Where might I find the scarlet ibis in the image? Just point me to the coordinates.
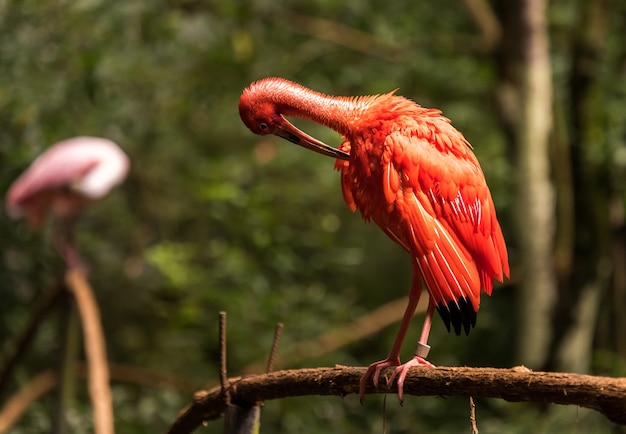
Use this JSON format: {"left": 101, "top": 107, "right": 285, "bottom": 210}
{"left": 6, "top": 136, "right": 130, "bottom": 266}
{"left": 239, "top": 77, "right": 509, "bottom": 401}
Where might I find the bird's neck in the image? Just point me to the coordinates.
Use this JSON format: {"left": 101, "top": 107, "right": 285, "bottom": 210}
{"left": 274, "top": 86, "right": 370, "bottom": 137}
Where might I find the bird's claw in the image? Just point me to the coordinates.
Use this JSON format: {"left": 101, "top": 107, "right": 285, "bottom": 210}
{"left": 389, "top": 356, "right": 435, "bottom": 404}
{"left": 358, "top": 358, "right": 401, "bottom": 403}
{"left": 359, "top": 356, "right": 435, "bottom": 403}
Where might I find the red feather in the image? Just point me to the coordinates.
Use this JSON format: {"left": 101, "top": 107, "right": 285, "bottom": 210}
{"left": 334, "top": 94, "right": 508, "bottom": 333}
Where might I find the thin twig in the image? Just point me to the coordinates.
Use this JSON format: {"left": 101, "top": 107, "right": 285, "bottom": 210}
{"left": 222, "top": 313, "right": 267, "bottom": 434}
{"left": 265, "top": 324, "right": 283, "bottom": 374}
{"left": 219, "top": 312, "right": 228, "bottom": 394}
{"left": 382, "top": 393, "right": 388, "bottom": 434}
{"left": 469, "top": 396, "right": 478, "bottom": 434}
{"left": 65, "top": 268, "right": 114, "bottom": 434}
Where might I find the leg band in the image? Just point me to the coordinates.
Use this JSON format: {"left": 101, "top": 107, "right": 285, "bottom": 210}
{"left": 414, "top": 342, "right": 431, "bottom": 358}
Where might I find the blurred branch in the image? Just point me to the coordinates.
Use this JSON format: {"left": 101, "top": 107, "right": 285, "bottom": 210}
{"left": 105, "top": 363, "right": 200, "bottom": 393}
{"left": 0, "top": 363, "right": 200, "bottom": 433}
{"left": 0, "top": 370, "right": 56, "bottom": 434}
{"left": 283, "top": 14, "right": 408, "bottom": 62}
{"left": 461, "top": 0, "right": 502, "bottom": 52}
{"left": 168, "top": 366, "right": 626, "bottom": 434}
{"left": 242, "top": 295, "right": 428, "bottom": 374}
{"left": 283, "top": 10, "right": 496, "bottom": 59}
{"left": 0, "top": 282, "right": 65, "bottom": 392}
{"left": 64, "top": 268, "right": 114, "bottom": 434}
{"left": 611, "top": 193, "right": 626, "bottom": 359}
{"left": 554, "top": 269, "right": 608, "bottom": 373}
{"left": 54, "top": 296, "right": 80, "bottom": 433}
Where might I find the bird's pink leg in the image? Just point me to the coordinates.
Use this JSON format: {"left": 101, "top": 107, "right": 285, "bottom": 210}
{"left": 390, "top": 300, "right": 436, "bottom": 403}
{"left": 52, "top": 217, "right": 86, "bottom": 271}
{"left": 358, "top": 281, "right": 422, "bottom": 402}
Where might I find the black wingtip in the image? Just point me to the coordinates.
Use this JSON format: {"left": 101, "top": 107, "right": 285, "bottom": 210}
{"left": 436, "top": 304, "right": 452, "bottom": 333}
{"left": 436, "top": 296, "right": 477, "bottom": 336}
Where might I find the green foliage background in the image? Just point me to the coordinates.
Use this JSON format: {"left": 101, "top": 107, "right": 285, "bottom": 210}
{"left": 0, "top": 0, "right": 624, "bottom": 433}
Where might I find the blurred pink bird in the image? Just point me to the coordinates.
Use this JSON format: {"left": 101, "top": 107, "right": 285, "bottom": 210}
{"left": 6, "top": 136, "right": 130, "bottom": 266}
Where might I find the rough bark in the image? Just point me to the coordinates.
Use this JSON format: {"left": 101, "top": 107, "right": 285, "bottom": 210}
{"left": 167, "top": 366, "right": 626, "bottom": 434}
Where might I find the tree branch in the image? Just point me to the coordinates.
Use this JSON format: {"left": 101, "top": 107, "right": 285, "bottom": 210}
{"left": 65, "top": 268, "right": 114, "bottom": 434}
{"left": 0, "top": 370, "right": 56, "bottom": 433}
{"left": 167, "top": 366, "right": 626, "bottom": 434}
{"left": 0, "top": 282, "right": 64, "bottom": 392}
{"left": 242, "top": 295, "right": 427, "bottom": 374}
{"left": 283, "top": 13, "right": 408, "bottom": 62}
{"left": 461, "top": 0, "right": 502, "bottom": 52}
{"left": 0, "top": 363, "right": 200, "bottom": 434}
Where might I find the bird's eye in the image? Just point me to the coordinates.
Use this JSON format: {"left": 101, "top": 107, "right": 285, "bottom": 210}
{"left": 259, "top": 123, "right": 268, "bottom": 130}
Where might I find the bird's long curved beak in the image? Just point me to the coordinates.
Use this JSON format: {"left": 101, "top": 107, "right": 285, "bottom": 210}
{"left": 274, "top": 116, "right": 350, "bottom": 161}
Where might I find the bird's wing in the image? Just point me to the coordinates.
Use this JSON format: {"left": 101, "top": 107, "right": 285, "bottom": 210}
{"left": 335, "top": 141, "right": 357, "bottom": 212}
{"left": 6, "top": 146, "right": 101, "bottom": 216}
{"left": 382, "top": 130, "right": 509, "bottom": 333}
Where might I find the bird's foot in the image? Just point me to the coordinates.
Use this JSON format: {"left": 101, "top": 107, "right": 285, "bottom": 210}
{"left": 358, "top": 357, "right": 401, "bottom": 403}
{"left": 389, "top": 354, "right": 435, "bottom": 404}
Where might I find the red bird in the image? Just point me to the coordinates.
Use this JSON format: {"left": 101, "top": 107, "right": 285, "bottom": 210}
{"left": 6, "top": 136, "right": 130, "bottom": 266}
{"left": 239, "top": 77, "right": 509, "bottom": 401}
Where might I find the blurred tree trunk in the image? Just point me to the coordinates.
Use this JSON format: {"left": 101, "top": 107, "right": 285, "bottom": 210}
{"left": 552, "top": 0, "right": 615, "bottom": 373}
{"left": 496, "top": 0, "right": 623, "bottom": 374}
{"left": 495, "top": 0, "right": 557, "bottom": 369}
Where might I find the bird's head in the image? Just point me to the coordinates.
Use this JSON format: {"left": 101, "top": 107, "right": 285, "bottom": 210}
{"left": 239, "top": 78, "right": 350, "bottom": 160}
{"left": 238, "top": 97, "right": 282, "bottom": 136}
